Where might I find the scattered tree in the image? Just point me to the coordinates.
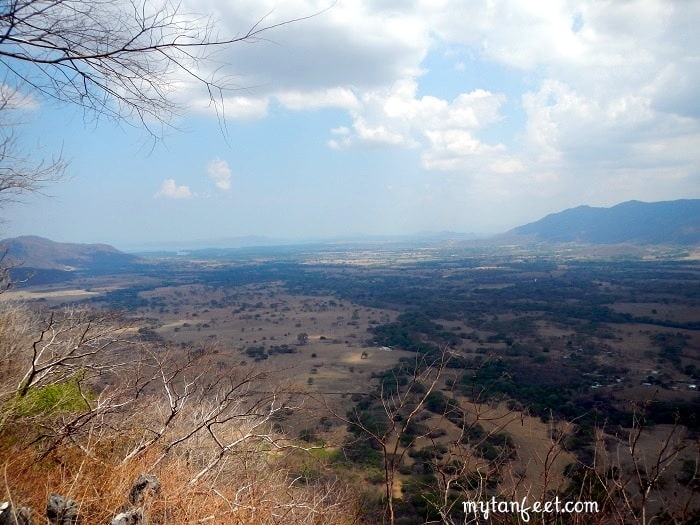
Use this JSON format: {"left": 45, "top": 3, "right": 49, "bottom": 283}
{"left": 323, "top": 348, "right": 455, "bottom": 524}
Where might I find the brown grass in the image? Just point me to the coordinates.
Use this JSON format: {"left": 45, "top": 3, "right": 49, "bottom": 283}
{"left": 0, "top": 303, "right": 361, "bottom": 525}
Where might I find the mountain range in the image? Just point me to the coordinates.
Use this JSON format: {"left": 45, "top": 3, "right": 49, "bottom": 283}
{"left": 1, "top": 235, "right": 139, "bottom": 271}
{"left": 1, "top": 200, "right": 698, "bottom": 274}
{"left": 508, "top": 199, "right": 700, "bottom": 245}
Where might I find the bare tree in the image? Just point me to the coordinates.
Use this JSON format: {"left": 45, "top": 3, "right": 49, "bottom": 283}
{"left": 323, "top": 352, "right": 559, "bottom": 525}
{"left": 322, "top": 348, "right": 473, "bottom": 525}
{"left": 424, "top": 400, "right": 520, "bottom": 524}
{"left": 594, "top": 413, "right": 695, "bottom": 525}
{"left": 0, "top": 0, "right": 314, "bottom": 125}
{"left": 0, "top": 0, "right": 318, "bottom": 202}
{"left": 0, "top": 304, "right": 128, "bottom": 404}
{"left": 14, "top": 306, "right": 132, "bottom": 397}
{"left": 119, "top": 346, "right": 300, "bottom": 479}
{"left": 0, "top": 85, "right": 67, "bottom": 206}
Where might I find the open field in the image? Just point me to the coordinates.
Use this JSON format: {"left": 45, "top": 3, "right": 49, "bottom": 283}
{"left": 0, "top": 287, "right": 100, "bottom": 301}
{"left": 5, "top": 244, "right": 699, "bottom": 522}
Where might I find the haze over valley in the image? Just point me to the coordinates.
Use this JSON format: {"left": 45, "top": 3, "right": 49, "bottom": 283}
{"left": 1, "top": 1, "right": 699, "bottom": 524}
{"left": 2, "top": 198, "right": 699, "bottom": 523}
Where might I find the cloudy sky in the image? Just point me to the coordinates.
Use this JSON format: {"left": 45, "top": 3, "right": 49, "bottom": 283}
{"left": 4, "top": 0, "right": 699, "bottom": 249}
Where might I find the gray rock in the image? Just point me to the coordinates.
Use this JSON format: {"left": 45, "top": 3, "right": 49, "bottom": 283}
{"left": 110, "top": 508, "right": 143, "bottom": 525}
{"left": 127, "top": 475, "right": 160, "bottom": 506}
{"left": 46, "top": 494, "right": 78, "bottom": 525}
{"left": 0, "top": 501, "right": 33, "bottom": 525}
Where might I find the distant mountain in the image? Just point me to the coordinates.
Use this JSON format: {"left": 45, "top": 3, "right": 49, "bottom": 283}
{"left": 1, "top": 235, "right": 140, "bottom": 271}
{"left": 509, "top": 200, "right": 700, "bottom": 245}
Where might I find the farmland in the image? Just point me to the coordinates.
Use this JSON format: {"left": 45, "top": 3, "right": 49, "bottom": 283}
{"left": 5, "top": 242, "right": 699, "bottom": 523}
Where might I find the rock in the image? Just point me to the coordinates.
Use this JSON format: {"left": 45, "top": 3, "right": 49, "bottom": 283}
{"left": 128, "top": 475, "right": 160, "bottom": 506}
{"left": 110, "top": 508, "right": 143, "bottom": 525}
{"left": 0, "top": 501, "right": 33, "bottom": 525}
{"left": 110, "top": 475, "right": 160, "bottom": 525}
{"left": 1, "top": 475, "right": 160, "bottom": 525}
{"left": 46, "top": 494, "right": 78, "bottom": 525}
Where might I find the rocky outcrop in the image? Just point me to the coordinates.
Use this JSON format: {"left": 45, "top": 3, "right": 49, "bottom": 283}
{"left": 47, "top": 494, "right": 79, "bottom": 525}
{"left": 0, "top": 501, "right": 32, "bottom": 525}
{"left": 1, "top": 474, "right": 161, "bottom": 525}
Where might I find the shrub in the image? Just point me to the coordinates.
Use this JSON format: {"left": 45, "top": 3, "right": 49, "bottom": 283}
{"left": 12, "top": 379, "right": 92, "bottom": 418}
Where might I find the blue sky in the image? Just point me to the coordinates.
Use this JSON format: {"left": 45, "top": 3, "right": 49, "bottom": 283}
{"left": 4, "top": 0, "right": 699, "bottom": 250}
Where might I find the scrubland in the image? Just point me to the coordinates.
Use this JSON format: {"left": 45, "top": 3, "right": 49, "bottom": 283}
{"left": 2, "top": 248, "right": 699, "bottom": 524}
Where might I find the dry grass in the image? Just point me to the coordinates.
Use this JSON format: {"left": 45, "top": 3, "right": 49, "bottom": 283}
{"left": 1, "top": 433, "right": 357, "bottom": 524}
{"left": 3, "top": 289, "right": 698, "bottom": 525}
{"left": 0, "top": 302, "right": 361, "bottom": 525}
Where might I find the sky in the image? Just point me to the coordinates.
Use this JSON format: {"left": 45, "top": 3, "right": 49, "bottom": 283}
{"left": 3, "top": 0, "right": 700, "bottom": 250}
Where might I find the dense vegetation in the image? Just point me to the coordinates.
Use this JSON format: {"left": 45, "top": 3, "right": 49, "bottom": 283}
{"left": 4, "top": 247, "right": 699, "bottom": 523}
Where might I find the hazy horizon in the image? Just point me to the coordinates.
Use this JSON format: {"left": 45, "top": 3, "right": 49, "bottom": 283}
{"left": 3, "top": 228, "right": 493, "bottom": 253}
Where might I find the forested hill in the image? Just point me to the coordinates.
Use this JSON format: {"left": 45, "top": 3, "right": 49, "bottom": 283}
{"left": 0, "top": 235, "right": 139, "bottom": 271}
{"left": 509, "top": 199, "right": 700, "bottom": 245}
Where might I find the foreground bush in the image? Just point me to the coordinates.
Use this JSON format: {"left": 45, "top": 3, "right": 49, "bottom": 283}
{"left": 0, "top": 303, "right": 358, "bottom": 525}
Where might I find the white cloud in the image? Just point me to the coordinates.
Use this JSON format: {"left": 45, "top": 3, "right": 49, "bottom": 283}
{"left": 207, "top": 158, "right": 232, "bottom": 191}
{"left": 207, "top": 0, "right": 428, "bottom": 89}
{"left": 218, "top": 96, "right": 269, "bottom": 120}
{"left": 179, "top": 0, "right": 700, "bottom": 203}
{"left": 276, "top": 88, "right": 359, "bottom": 111}
{"left": 650, "top": 61, "right": 700, "bottom": 119}
{"left": 327, "top": 126, "right": 351, "bottom": 150}
{"left": 178, "top": 0, "right": 429, "bottom": 116}
{"left": 330, "top": 79, "right": 509, "bottom": 172}
{"left": 184, "top": 90, "right": 269, "bottom": 120}
{"left": 422, "top": 130, "right": 506, "bottom": 172}
{"left": 1, "top": 84, "right": 40, "bottom": 110}
{"left": 521, "top": 77, "right": 700, "bottom": 177}
{"left": 155, "top": 179, "right": 193, "bottom": 199}
{"left": 489, "top": 158, "right": 524, "bottom": 174}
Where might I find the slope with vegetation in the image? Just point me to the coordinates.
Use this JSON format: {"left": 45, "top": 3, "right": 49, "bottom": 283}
{"left": 0, "top": 302, "right": 358, "bottom": 524}
{"left": 0, "top": 1, "right": 350, "bottom": 522}
{"left": 5, "top": 244, "right": 699, "bottom": 524}
{"left": 509, "top": 199, "right": 700, "bottom": 245}
{"left": 1, "top": 0, "right": 699, "bottom": 522}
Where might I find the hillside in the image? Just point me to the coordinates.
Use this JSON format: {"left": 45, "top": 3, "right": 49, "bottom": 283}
{"left": 509, "top": 199, "right": 700, "bottom": 245}
{"left": 0, "top": 235, "right": 140, "bottom": 271}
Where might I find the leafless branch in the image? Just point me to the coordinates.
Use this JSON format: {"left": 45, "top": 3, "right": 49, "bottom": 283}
{"left": 0, "top": 0, "right": 323, "bottom": 206}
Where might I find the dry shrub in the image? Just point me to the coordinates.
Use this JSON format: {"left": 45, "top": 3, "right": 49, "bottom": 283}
{"left": 0, "top": 302, "right": 34, "bottom": 399}
{"left": 2, "top": 442, "right": 353, "bottom": 524}
{"left": 0, "top": 301, "right": 360, "bottom": 524}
